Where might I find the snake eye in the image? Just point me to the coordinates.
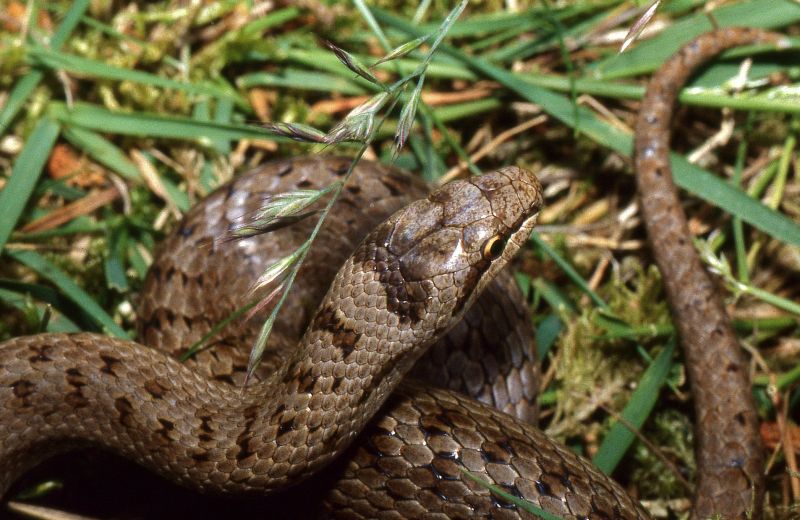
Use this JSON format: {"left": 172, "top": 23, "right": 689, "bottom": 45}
{"left": 482, "top": 235, "right": 506, "bottom": 260}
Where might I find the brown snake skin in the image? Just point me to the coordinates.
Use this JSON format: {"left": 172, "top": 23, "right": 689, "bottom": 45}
{"left": 635, "top": 28, "right": 786, "bottom": 520}
{"left": 0, "top": 160, "right": 652, "bottom": 519}
{"left": 0, "top": 28, "right": 788, "bottom": 519}
{"left": 137, "top": 157, "right": 540, "bottom": 424}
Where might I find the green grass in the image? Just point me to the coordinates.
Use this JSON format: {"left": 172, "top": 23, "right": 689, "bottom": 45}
{"left": 1, "top": 1, "right": 799, "bottom": 518}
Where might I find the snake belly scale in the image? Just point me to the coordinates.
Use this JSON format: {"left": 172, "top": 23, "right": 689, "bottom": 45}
{"left": 0, "top": 28, "right": 787, "bottom": 519}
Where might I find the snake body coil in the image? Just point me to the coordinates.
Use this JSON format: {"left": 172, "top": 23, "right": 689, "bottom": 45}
{"left": 635, "top": 28, "right": 785, "bottom": 520}
{"left": 0, "top": 28, "right": 787, "bottom": 519}
{"left": 0, "top": 162, "right": 651, "bottom": 518}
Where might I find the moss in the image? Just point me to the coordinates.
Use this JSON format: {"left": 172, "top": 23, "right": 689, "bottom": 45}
{"left": 631, "top": 409, "right": 695, "bottom": 499}
{"left": 548, "top": 258, "right": 671, "bottom": 437}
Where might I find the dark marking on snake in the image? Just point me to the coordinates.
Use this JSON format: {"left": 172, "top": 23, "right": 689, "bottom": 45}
{"left": 149, "top": 264, "right": 162, "bottom": 281}
{"left": 277, "top": 163, "right": 293, "bottom": 177}
{"left": 191, "top": 450, "right": 211, "bottom": 463}
{"left": 535, "top": 479, "right": 551, "bottom": 497}
{"left": 379, "top": 176, "right": 404, "bottom": 196}
{"left": 179, "top": 224, "right": 195, "bottom": 238}
{"left": 100, "top": 354, "right": 122, "bottom": 377}
{"left": 214, "top": 373, "right": 235, "bottom": 385}
{"left": 156, "top": 418, "right": 175, "bottom": 443}
{"left": 496, "top": 439, "right": 517, "bottom": 457}
{"left": 236, "top": 437, "right": 256, "bottom": 462}
{"left": 453, "top": 262, "right": 490, "bottom": 315}
{"left": 225, "top": 182, "right": 237, "bottom": 199}
{"left": 65, "top": 368, "right": 85, "bottom": 388}
{"left": 481, "top": 441, "right": 511, "bottom": 464}
{"left": 297, "top": 367, "right": 318, "bottom": 394}
{"left": 277, "top": 416, "right": 294, "bottom": 437}
{"left": 362, "top": 436, "right": 383, "bottom": 458}
{"left": 235, "top": 405, "right": 260, "bottom": 461}
{"left": 419, "top": 415, "right": 450, "bottom": 437}
{"left": 434, "top": 412, "right": 455, "bottom": 428}
{"left": 328, "top": 161, "right": 349, "bottom": 176}
{"left": 114, "top": 397, "right": 134, "bottom": 427}
{"left": 311, "top": 305, "right": 361, "bottom": 358}
{"left": 163, "top": 266, "right": 176, "bottom": 283}
{"left": 270, "top": 403, "right": 286, "bottom": 423}
{"left": 503, "top": 483, "right": 524, "bottom": 499}
{"left": 559, "top": 470, "right": 575, "bottom": 492}
{"left": 198, "top": 414, "right": 213, "bottom": 433}
{"left": 11, "top": 380, "right": 34, "bottom": 403}
{"left": 144, "top": 379, "right": 167, "bottom": 398}
{"left": 362, "top": 249, "right": 426, "bottom": 323}
{"left": 434, "top": 449, "right": 458, "bottom": 460}
{"left": 65, "top": 369, "right": 88, "bottom": 408}
{"left": 28, "top": 345, "right": 52, "bottom": 363}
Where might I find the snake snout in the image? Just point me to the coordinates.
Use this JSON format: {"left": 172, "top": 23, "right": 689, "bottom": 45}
{"left": 391, "top": 166, "right": 542, "bottom": 271}
{"left": 470, "top": 166, "right": 542, "bottom": 230}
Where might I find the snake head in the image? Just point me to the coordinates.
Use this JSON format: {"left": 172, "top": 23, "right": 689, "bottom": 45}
{"left": 349, "top": 166, "right": 542, "bottom": 340}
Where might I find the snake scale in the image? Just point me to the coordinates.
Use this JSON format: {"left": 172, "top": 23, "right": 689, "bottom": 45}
{"left": 0, "top": 28, "right": 787, "bottom": 519}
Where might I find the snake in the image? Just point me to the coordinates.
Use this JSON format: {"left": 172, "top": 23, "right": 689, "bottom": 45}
{"left": 0, "top": 28, "right": 787, "bottom": 519}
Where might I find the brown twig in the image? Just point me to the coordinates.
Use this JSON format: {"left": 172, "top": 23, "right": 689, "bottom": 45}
{"left": 20, "top": 187, "right": 121, "bottom": 234}
{"left": 439, "top": 115, "right": 548, "bottom": 183}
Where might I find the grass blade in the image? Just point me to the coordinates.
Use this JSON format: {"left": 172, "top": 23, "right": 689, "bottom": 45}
{"left": 238, "top": 69, "right": 365, "bottom": 95}
{"left": 0, "top": 73, "right": 43, "bottom": 136}
{"left": 28, "top": 45, "right": 246, "bottom": 106}
{"left": 104, "top": 226, "right": 129, "bottom": 292}
{"left": 49, "top": 0, "right": 91, "bottom": 48}
{"left": 0, "top": 0, "right": 90, "bottom": 135}
{"left": 594, "top": 0, "right": 800, "bottom": 79}
{"left": 530, "top": 233, "right": 607, "bottom": 310}
{"left": 592, "top": 339, "right": 675, "bottom": 474}
{"left": 373, "top": 8, "right": 800, "bottom": 246}
{"left": 49, "top": 102, "right": 284, "bottom": 142}
{"left": 212, "top": 98, "right": 234, "bottom": 156}
{"left": 0, "top": 287, "right": 80, "bottom": 333}
{"left": 62, "top": 127, "right": 141, "bottom": 181}
{"left": 6, "top": 250, "right": 128, "bottom": 339}
{"left": 536, "top": 313, "right": 563, "bottom": 359}
{"left": 461, "top": 470, "right": 563, "bottom": 520}
{"left": 0, "top": 118, "right": 61, "bottom": 251}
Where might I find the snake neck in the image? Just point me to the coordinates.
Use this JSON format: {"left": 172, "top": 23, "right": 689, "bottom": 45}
{"left": 241, "top": 172, "right": 545, "bottom": 484}
{"left": 251, "top": 237, "right": 454, "bottom": 475}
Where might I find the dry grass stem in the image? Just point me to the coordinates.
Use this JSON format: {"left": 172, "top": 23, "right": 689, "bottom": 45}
{"left": 131, "top": 149, "right": 181, "bottom": 219}
{"left": 20, "top": 187, "right": 121, "bottom": 234}
{"left": 440, "top": 115, "right": 548, "bottom": 183}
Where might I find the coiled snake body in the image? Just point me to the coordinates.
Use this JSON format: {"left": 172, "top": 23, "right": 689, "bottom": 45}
{"left": 0, "top": 29, "right": 786, "bottom": 519}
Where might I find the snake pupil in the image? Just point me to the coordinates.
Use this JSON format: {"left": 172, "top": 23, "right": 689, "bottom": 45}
{"left": 483, "top": 236, "right": 505, "bottom": 259}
